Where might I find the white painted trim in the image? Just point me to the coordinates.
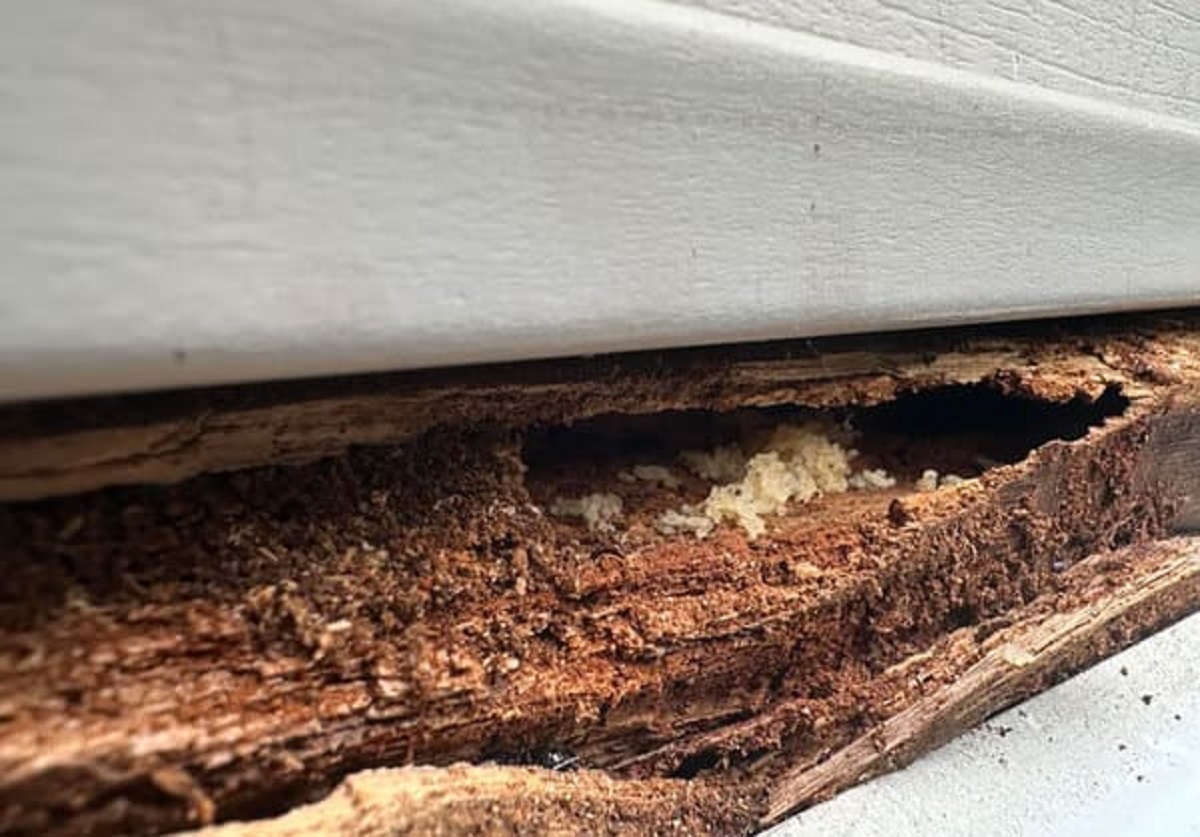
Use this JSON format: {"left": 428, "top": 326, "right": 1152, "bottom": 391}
{"left": 681, "top": 0, "right": 1200, "bottom": 123}
{"left": 2, "top": 0, "right": 1199, "bottom": 401}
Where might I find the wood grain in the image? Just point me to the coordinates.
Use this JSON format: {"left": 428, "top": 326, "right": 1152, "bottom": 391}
{"left": 763, "top": 536, "right": 1200, "bottom": 823}
{"left": 173, "top": 537, "right": 1200, "bottom": 836}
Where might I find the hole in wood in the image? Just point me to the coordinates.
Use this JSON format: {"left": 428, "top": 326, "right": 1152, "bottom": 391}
{"left": 523, "top": 383, "right": 1128, "bottom": 540}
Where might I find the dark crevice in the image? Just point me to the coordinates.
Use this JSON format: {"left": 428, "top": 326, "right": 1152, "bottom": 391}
{"left": 854, "top": 383, "right": 1129, "bottom": 463}
{"left": 523, "top": 382, "right": 1128, "bottom": 494}
{"left": 670, "top": 748, "right": 723, "bottom": 779}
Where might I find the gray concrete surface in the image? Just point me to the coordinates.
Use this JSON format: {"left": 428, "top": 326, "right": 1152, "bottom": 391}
{"left": 769, "top": 610, "right": 1200, "bottom": 837}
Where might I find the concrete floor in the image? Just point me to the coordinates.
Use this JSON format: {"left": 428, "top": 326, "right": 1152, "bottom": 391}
{"left": 769, "top": 610, "right": 1200, "bottom": 837}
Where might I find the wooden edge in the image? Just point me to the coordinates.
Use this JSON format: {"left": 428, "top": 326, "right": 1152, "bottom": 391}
{"left": 762, "top": 536, "right": 1200, "bottom": 824}
{"left": 185, "top": 764, "right": 755, "bottom": 837}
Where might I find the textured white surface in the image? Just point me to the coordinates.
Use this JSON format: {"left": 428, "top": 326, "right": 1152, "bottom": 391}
{"left": 685, "top": 0, "right": 1200, "bottom": 120}
{"left": 768, "top": 608, "right": 1200, "bottom": 837}
{"left": 2, "top": 0, "right": 1200, "bottom": 401}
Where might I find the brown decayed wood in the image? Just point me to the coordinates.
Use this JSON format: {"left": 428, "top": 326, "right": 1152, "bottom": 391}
{"left": 192, "top": 764, "right": 755, "bottom": 837}
{"left": 178, "top": 536, "right": 1200, "bottom": 836}
{"left": 762, "top": 536, "right": 1200, "bottom": 822}
{"left": 1, "top": 313, "right": 1200, "bottom": 835}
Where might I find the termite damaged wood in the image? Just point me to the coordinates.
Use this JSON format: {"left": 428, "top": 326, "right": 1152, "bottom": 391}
{"left": 1, "top": 311, "right": 1200, "bottom": 835}
{"left": 182, "top": 536, "right": 1200, "bottom": 837}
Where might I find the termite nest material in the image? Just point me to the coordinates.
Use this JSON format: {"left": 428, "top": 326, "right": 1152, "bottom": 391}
{"left": 532, "top": 383, "right": 1128, "bottom": 541}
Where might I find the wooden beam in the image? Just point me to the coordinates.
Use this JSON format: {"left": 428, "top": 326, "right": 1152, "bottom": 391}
{"left": 3, "top": 314, "right": 1200, "bottom": 834}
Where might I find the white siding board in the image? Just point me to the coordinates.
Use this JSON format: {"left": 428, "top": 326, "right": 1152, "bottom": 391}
{"left": 691, "top": 0, "right": 1200, "bottom": 118}
{"left": 1, "top": 0, "right": 1198, "bottom": 400}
